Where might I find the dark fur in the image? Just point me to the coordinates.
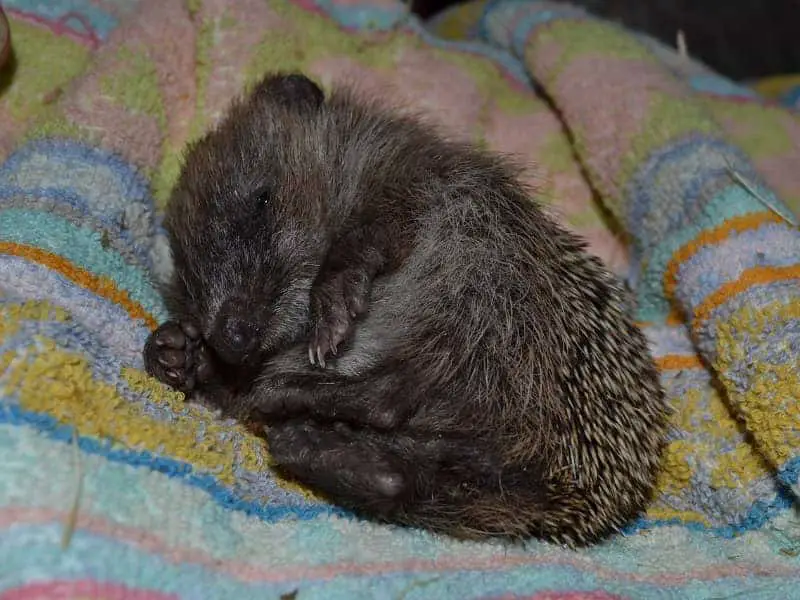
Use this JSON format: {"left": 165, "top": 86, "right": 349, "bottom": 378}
{"left": 144, "top": 73, "right": 669, "bottom": 546}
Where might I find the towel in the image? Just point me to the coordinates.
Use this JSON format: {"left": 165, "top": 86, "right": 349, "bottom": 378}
{"left": 1, "top": 0, "right": 799, "bottom": 598}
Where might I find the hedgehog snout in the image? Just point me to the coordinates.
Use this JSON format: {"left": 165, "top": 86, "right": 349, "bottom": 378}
{"left": 209, "top": 307, "right": 261, "bottom": 366}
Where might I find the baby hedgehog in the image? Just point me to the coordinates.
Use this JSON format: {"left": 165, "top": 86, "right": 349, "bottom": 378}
{"left": 144, "top": 72, "right": 668, "bottom": 547}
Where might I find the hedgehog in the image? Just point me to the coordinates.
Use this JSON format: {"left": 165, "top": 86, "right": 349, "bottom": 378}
{"left": 143, "top": 72, "right": 669, "bottom": 547}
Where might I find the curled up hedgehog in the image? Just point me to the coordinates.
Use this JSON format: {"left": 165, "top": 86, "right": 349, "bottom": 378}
{"left": 144, "top": 72, "right": 669, "bottom": 547}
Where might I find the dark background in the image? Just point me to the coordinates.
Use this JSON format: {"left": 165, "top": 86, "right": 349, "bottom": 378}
{"left": 410, "top": 0, "right": 800, "bottom": 81}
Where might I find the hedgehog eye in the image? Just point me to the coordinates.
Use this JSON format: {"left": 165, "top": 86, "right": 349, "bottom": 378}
{"left": 249, "top": 184, "right": 273, "bottom": 205}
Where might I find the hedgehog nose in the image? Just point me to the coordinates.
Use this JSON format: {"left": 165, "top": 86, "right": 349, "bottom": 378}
{"left": 213, "top": 315, "right": 259, "bottom": 364}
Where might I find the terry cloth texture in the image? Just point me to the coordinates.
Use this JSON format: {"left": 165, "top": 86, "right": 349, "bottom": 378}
{"left": 1, "top": 0, "right": 800, "bottom": 598}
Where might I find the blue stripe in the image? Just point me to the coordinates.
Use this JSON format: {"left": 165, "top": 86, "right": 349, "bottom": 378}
{"left": 0, "top": 317, "right": 147, "bottom": 382}
{"left": 0, "top": 405, "right": 344, "bottom": 523}
{"left": 634, "top": 196, "right": 771, "bottom": 323}
{"left": 1, "top": 401, "right": 796, "bottom": 539}
{"left": 478, "top": 0, "right": 590, "bottom": 58}
{"left": 624, "top": 478, "right": 797, "bottom": 539}
{"left": 688, "top": 74, "right": 760, "bottom": 99}
{"left": 0, "top": 188, "right": 156, "bottom": 272}
{"left": 0, "top": 139, "right": 152, "bottom": 206}
{"left": 0, "top": 254, "right": 169, "bottom": 332}
{"left": 0, "top": 529, "right": 792, "bottom": 600}
{"left": 779, "top": 85, "right": 800, "bottom": 109}
{"left": 624, "top": 134, "right": 773, "bottom": 243}
{"left": 0, "top": 138, "right": 168, "bottom": 264}
{"left": 407, "top": 19, "right": 531, "bottom": 86}
{"left": 0, "top": 209, "right": 165, "bottom": 318}
{"left": 673, "top": 221, "right": 800, "bottom": 310}
{"left": 779, "top": 455, "right": 800, "bottom": 488}
{"left": 311, "top": 0, "right": 408, "bottom": 30}
{"left": 0, "top": 312, "right": 325, "bottom": 510}
{"left": 1, "top": 0, "right": 124, "bottom": 40}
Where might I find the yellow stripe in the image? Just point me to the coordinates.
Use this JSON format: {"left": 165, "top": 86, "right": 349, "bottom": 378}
{"left": 713, "top": 299, "right": 800, "bottom": 469}
{"left": 645, "top": 507, "right": 711, "bottom": 527}
{"left": 0, "top": 329, "right": 318, "bottom": 501}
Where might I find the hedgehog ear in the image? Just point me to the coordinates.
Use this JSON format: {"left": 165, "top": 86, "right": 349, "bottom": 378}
{"left": 252, "top": 73, "right": 325, "bottom": 111}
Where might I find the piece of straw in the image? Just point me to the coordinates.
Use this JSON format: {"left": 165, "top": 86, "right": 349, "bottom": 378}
{"left": 396, "top": 576, "right": 442, "bottom": 600}
{"left": 676, "top": 30, "right": 688, "bottom": 58}
{"left": 61, "top": 427, "right": 84, "bottom": 550}
{"left": 723, "top": 158, "right": 798, "bottom": 227}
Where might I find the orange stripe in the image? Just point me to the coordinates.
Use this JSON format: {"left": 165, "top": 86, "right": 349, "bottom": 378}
{"left": 663, "top": 212, "right": 781, "bottom": 300}
{"left": 0, "top": 241, "right": 159, "bottom": 330}
{"left": 665, "top": 308, "right": 686, "bottom": 326}
{"left": 693, "top": 264, "right": 800, "bottom": 328}
{"left": 656, "top": 354, "right": 703, "bottom": 371}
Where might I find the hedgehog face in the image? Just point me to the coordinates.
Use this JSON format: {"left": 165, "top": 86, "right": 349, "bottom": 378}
{"left": 162, "top": 74, "right": 329, "bottom": 365}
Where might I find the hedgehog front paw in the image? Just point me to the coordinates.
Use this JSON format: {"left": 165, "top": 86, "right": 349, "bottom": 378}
{"left": 144, "top": 320, "right": 216, "bottom": 393}
{"left": 308, "top": 267, "right": 371, "bottom": 368}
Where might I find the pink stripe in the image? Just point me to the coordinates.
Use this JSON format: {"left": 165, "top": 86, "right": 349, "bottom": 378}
{"left": 1, "top": 507, "right": 799, "bottom": 585}
{"left": 5, "top": 9, "right": 100, "bottom": 49}
{"left": 0, "top": 579, "right": 178, "bottom": 600}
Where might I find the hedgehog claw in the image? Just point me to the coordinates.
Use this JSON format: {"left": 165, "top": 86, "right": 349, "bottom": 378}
{"left": 308, "top": 266, "right": 372, "bottom": 368}
{"left": 317, "top": 346, "right": 327, "bottom": 369}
